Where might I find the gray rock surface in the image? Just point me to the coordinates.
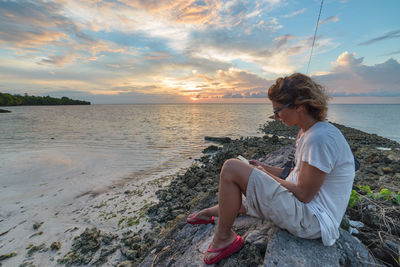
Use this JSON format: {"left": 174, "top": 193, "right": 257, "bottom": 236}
{"left": 139, "top": 212, "right": 376, "bottom": 266}
{"left": 265, "top": 228, "right": 375, "bottom": 267}
{"left": 139, "top": 215, "right": 274, "bottom": 267}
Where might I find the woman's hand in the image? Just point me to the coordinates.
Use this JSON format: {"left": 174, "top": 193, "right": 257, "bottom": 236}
{"left": 249, "top": 159, "right": 261, "bottom": 166}
{"left": 250, "top": 160, "right": 285, "bottom": 178}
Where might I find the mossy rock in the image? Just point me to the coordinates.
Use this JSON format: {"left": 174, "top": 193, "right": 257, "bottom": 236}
{"left": 0, "top": 251, "right": 17, "bottom": 261}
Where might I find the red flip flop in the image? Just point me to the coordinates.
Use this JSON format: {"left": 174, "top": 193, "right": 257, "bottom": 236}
{"left": 186, "top": 213, "right": 215, "bottom": 225}
{"left": 204, "top": 235, "right": 244, "bottom": 265}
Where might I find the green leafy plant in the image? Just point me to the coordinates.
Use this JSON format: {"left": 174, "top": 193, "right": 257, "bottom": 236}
{"left": 376, "top": 188, "right": 400, "bottom": 205}
{"left": 349, "top": 189, "right": 361, "bottom": 208}
{"left": 349, "top": 185, "right": 400, "bottom": 207}
{"left": 379, "top": 188, "right": 393, "bottom": 200}
{"left": 358, "top": 185, "right": 376, "bottom": 199}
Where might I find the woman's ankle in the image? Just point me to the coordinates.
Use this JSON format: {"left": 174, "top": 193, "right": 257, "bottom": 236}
{"left": 212, "top": 230, "right": 236, "bottom": 247}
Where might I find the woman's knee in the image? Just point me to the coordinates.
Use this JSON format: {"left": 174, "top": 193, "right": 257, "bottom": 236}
{"left": 221, "top": 158, "right": 238, "bottom": 175}
{"left": 220, "top": 158, "right": 244, "bottom": 182}
{"left": 220, "top": 158, "right": 252, "bottom": 191}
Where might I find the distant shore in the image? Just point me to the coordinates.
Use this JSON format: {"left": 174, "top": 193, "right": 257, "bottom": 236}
{"left": 0, "top": 92, "right": 90, "bottom": 106}
{"left": 1, "top": 120, "right": 399, "bottom": 266}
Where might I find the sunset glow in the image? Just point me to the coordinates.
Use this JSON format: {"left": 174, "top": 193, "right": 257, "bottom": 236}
{"left": 0, "top": 1, "right": 399, "bottom": 103}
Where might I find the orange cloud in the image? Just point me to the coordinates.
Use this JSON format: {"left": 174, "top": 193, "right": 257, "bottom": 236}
{"left": 0, "top": 30, "right": 69, "bottom": 48}
{"left": 121, "top": 0, "right": 222, "bottom": 24}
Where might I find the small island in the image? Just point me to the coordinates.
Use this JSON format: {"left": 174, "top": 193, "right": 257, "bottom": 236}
{"left": 0, "top": 92, "right": 91, "bottom": 106}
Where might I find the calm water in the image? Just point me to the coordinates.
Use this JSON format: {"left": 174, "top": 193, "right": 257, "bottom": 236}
{"left": 328, "top": 104, "right": 400, "bottom": 143}
{"left": 0, "top": 103, "right": 399, "bottom": 195}
{"left": 0, "top": 104, "right": 273, "bottom": 201}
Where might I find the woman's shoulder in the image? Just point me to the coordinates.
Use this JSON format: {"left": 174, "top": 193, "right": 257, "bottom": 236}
{"left": 305, "top": 122, "right": 344, "bottom": 146}
{"left": 310, "top": 121, "right": 343, "bottom": 136}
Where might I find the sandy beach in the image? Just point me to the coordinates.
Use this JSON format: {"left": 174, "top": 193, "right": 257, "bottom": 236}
{"left": 0, "top": 152, "right": 189, "bottom": 267}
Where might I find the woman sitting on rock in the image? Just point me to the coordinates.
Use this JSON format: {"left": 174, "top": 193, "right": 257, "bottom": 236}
{"left": 186, "top": 73, "right": 356, "bottom": 265}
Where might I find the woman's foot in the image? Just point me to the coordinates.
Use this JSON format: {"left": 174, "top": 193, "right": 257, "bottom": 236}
{"left": 186, "top": 212, "right": 215, "bottom": 225}
{"left": 204, "top": 231, "right": 244, "bottom": 264}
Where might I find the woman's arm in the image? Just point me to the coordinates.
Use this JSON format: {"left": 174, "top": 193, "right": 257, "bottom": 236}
{"left": 258, "top": 161, "right": 326, "bottom": 203}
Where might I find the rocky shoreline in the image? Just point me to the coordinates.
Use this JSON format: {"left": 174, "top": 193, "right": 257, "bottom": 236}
{"left": 1, "top": 120, "right": 399, "bottom": 266}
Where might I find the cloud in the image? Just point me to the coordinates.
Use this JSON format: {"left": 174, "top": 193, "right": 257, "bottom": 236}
{"left": 0, "top": 1, "right": 135, "bottom": 66}
{"left": 0, "top": 0, "right": 355, "bottom": 103}
{"left": 0, "top": 1, "right": 75, "bottom": 48}
{"left": 188, "top": 30, "right": 315, "bottom": 75}
{"left": 40, "top": 53, "right": 79, "bottom": 66}
{"left": 332, "top": 51, "right": 363, "bottom": 68}
{"left": 193, "top": 68, "right": 272, "bottom": 99}
{"left": 274, "top": 34, "right": 296, "bottom": 49}
{"left": 358, "top": 29, "right": 400, "bottom": 46}
{"left": 215, "top": 68, "right": 270, "bottom": 89}
{"left": 120, "top": 0, "right": 221, "bottom": 25}
{"left": 57, "top": 0, "right": 224, "bottom": 51}
{"left": 315, "top": 52, "right": 400, "bottom": 97}
{"left": 283, "top": 8, "right": 306, "bottom": 18}
{"left": 0, "top": 0, "right": 321, "bottom": 77}
{"left": 384, "top": 50, "right": 400, "bottom": 56}
{"left": 318, "top": 15, "right": 339, "bottom": 27}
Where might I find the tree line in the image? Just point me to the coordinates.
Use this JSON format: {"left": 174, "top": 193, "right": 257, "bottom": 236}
{"left": 0, "top": 93, "right": 91, "bottom": 106}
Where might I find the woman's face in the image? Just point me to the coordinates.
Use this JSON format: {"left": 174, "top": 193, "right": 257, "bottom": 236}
{"left": 272, "top": 101, "right": 296, "bottom": 127}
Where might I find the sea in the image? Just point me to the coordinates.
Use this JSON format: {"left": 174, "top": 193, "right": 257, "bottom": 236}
{"left": 1, "top": 104, "right": 399, "bottom": 202}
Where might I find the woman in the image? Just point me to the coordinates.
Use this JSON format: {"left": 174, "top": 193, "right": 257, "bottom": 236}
{"left": 187, "top": 73, "right": 355, "bottom": 265}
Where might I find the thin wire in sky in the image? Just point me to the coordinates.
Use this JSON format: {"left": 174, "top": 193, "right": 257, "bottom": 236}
{"left": 306, "top": 0, "right": 324, "bottom": 74}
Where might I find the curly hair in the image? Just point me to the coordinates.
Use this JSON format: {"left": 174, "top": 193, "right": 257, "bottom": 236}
{"left": 268, "top": 73, "right": 331, "bottom": 121}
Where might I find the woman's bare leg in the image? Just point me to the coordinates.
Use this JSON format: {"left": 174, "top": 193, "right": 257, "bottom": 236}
{"left": 204, "top": 159, "right": 254, "bottom": 261}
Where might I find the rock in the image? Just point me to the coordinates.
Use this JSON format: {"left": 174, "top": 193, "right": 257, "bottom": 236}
{"left": 139, "top": 207, "right": 375, "bottom": 267}
{"left": 204, "top": 136, "right": 232, "bottom": 144}
{"left": 19, "top": 260, "right": 35, "bottom": 267}
{"left": 27, "top": 243, "right": 47, "bottom": 256}
{"left": 58, "top": 227, "right": 102, "bottom": 265}
{"left": 101, "top": 232, "right": 118, "bottom": 245}
{"left": 0, "top": 251, "right": 17, "bottom": 261}
{"left": 120, "top": 247, "right": 138, "bottom": 260}
{"left": 32, "top": 222, "right": 43, "bottom": 230}
{"left": 264, "top": 228, "right": 375, "bottom": 266}
{"left": 349, "top": 220, "right": 364, "bottom": 228}
{"left": 92, "top": 246, "right": 118, "bottom": 265}
{"left": 50, "top": 242, "right": 61, "bottom": 251}
{"left": 202, "top": 145, "right": 219, "bottom": 153}
{"left": 0, "top": 108, "right": 11, "bottom": 113}
{"left": 116, "top": 261, "right": 135, "bottom": 267}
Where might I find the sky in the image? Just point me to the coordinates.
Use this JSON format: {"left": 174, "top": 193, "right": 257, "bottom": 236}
{"left": 0, "top": 0, "right": 399, "bottom": 104}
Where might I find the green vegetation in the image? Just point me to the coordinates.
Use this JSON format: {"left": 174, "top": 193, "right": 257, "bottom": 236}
{"left": 0, "top": 92, "right": 90, "bottom": 106}
{"left": 347, "top": 184, "right": 400, "bottom": 266}
{"left": 349, "top": 185, "right": 400, "bottom": 208}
